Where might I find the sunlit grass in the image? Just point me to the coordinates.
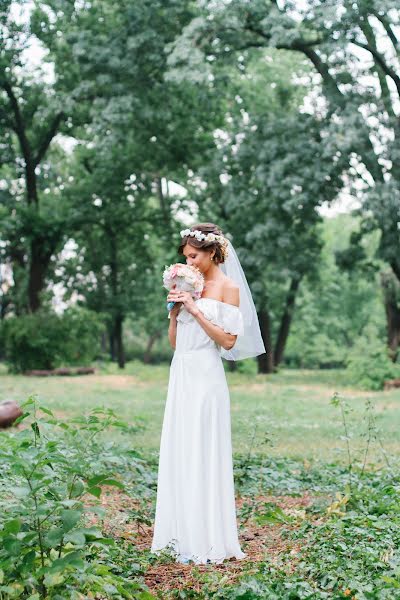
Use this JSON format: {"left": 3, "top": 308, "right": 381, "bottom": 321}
{"left": 1, "top": 360, "right": 399, "bottom": 462}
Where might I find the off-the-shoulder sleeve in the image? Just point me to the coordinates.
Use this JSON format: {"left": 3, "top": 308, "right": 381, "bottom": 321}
{"left": 201, "top": 302, "right": 244, "bottom": 336}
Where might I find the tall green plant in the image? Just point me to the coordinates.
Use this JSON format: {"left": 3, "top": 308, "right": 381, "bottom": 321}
{"left": 0, "top": 396, "right": 154, "bottom": 599}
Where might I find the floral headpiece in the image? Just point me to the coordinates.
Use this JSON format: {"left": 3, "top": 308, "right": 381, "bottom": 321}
{"left": 180, "top": 228, "right": 229, "bottom": 259}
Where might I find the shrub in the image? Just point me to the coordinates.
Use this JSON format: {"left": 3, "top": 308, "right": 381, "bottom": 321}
{"left": 345, "top": 324, "right": 400, "bottom": 390}
{"left": 3, "top": 307, "right": 104, "bottom": 373}
{"left": 60, "top": 306, "right": 105, "bottom": 366}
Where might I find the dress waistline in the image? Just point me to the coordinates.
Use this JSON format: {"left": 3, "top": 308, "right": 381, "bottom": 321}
{"left": 173, "top": 346, "right": 221, "bottom": 358}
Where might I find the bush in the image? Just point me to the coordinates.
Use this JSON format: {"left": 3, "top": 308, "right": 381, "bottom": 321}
{"left": 285, "top": 332, "right": 347, "bottom": 369}
{"left": 60, "top": 306, "right": 105, "bottom": 366}
{"left": 345, "top": 324, "right": 400, "bottom": 390}
{"left": 3, "top": 306, "right": 104, "bottom": 373}
{"left": 0, "top": 397, "right": 151, "bottom": 599}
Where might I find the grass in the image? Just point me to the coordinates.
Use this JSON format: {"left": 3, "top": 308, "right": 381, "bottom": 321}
{"left": 1, "top": 360, "right": 399, "bottom": 462}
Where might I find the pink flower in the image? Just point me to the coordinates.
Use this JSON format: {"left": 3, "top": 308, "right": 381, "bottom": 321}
{"left": 162, "top": 263, "right": 205, "bottom": 299}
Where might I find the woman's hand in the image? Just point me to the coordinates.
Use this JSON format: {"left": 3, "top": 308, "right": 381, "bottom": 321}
{"left": 167, "top": 284, "right": 181, "bottom": 319}
{"left": 168, "top": 301, "right": 181, "bottom": 319}
{"left": 167, "top": 289, "right": 199, "bottom": 316}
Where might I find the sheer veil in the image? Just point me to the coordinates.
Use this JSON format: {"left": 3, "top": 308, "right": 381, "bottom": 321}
{"left": 219, "top": 239, "right": 266, "bottom": 361}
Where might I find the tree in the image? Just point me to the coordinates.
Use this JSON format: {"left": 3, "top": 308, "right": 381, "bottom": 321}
{"left": 199, "top": 111, "right": 346, "bottom": 372}
{"left": 167, "top": 0, "right": 400, "bottom": 359}
{"left": 287, "top": 213, "right": 385, "bottom": 368}
{"left": 0, "top": 1, "right": 68, "bottom": 312}
{"left": 51, "top": 139, "right": 164, "bottom": 368}
{"left": 25, "top": 0, "right": 228, "bottom": 366}
{"left": 175, "top": 46, "right": 347, "bottom": 371}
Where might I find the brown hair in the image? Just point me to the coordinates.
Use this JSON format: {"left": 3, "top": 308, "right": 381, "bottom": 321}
{"left": 178, "top": 222, "right": 226, "bottom": 264}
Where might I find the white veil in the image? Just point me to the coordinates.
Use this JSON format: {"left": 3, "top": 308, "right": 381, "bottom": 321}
{"left": 219, "top": 239, "right": 266, "bottom": 361}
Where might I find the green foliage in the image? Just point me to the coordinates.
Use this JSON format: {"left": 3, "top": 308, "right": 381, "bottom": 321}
{"left": 196, "top": 396, "right": 400, "bottom": 599}
{"left": 0, "top": 396, "right": 154, "bottom": 599}
{"left": 0, "top": 381, "right": 399, "bottom": 598}
{"left": 224, "top": 474, "right": 400, "bottom": 599}
{"left": 167, "top": 0, "right": 400, "bottom": 283}
{"left": 345, "top": 324, "right": 400, "bottom": 390}
{"left": 165, "top": 0, "right": 400, "bottom": 369}
{"left": 60, "top": 306, "right": 105, "bottom": 365}
{"left": 173, "top": 461, "right": 400, "bottom": 599}
{"left": 2, "top": 0, "right": 400, "bottom": 369}
{"left": 3, "top": 306, "right": 104, "bottom": 372}
{"left": 286, "top": 214, "right": 385, "bottom": 369}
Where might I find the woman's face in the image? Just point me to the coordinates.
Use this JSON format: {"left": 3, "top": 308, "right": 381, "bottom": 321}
{"left": 182, "top": 243, "right": 213, "bottom": 274}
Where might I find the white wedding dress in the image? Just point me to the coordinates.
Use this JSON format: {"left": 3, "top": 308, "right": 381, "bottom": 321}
{"left": 150, "top": 297, "right": 247, "bottom": 564}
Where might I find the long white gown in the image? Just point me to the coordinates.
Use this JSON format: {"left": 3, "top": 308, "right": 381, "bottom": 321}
{"left": 150, "top": 297, "right": 247, "bottom": 565}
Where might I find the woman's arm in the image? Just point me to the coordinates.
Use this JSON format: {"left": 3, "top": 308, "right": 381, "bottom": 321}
{"left": 167, "top": 285, "right": 239, "bottom": 351}
{"left": 191, "top": 284, "right": 239, "bottom": 350}
{"left": 190, "top": 309, "right": 237, "bottom": 351}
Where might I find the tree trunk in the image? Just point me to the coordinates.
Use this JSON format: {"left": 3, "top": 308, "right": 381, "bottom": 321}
{"left": 109, "top": 329, "right": 116, "bottom": 362}
{"left": 28, "top": 235, "right": 61, "bottom": 313}
{"left": 143, "top": 330, "right": 161, "bottom": 364}
{"left": 114, "top": 314, "right": 125, "bottom": 369}
{"left": 101, "top": 331, "right": 108, "bottom": 354}
{"left": 3, "top": 80, "right": 64, "bottom": 314}
{"left": 28, "top": 241, "right": 47, "bottom": 312}
{"left": 8, "top": 245, "right": 27, "bottom": 315}
{"left": 108, "top": 317, "right": 125, "bottom": 367}
{"left": 108, "top": 231, "right": 125, "bottom": 367}
{"left": 274, "top": 277, "right": 301, "bottom": 366}
{"left": 257, "top": 307, "right": 274, "bottom": 374}
{"left": 381, "top": 271, "right": 400, "bottom": 362}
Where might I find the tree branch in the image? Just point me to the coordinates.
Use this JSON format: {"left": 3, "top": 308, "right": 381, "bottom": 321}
{"left": 2, "top": 80, "right": 39, "bottom": 204}
{"left": 351, "top": 38, "right": 400, "bottom": 99}
{"left": 289, "top": 46, "right": 384, "bottom": 183}
{"left": 83, "top": 158, "right": 93, "bottom": 174}
{"left": 34, "top": 111, "right": 65, "bottom": 166}
{"left": 244, "top": 23, "right": 323, "bottom": 49}
{"left": 359, "top": 17, "right": 397, "bottom": 123}
{"left": 238, "top": 17, "right": 385, "bottom": 183}
{"left": 390, "top": 259, "right": 400, "bottom": 284}
{"left": 243, "top": 22, "right": 343, "bottom": 100}
{"left": 293, "top": 45, "right": 346, "bottom": 105}
{"left": 2, "top": 80, "right": 33, "bottom": 166}
{"left": 373, "top": 12, "right": 399, "bottom": 55}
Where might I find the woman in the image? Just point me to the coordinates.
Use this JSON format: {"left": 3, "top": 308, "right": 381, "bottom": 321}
{"left": 151, "top": 223, "right": 265, "bottom": 565}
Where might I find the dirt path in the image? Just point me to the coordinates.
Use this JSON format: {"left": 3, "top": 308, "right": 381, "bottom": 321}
{"left": 86, "top": 488, "right": 318, "bottom": 597}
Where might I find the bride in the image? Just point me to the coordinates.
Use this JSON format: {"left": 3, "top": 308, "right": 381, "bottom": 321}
{"left": 150, "top": 223, "right": 266, "bottom": 565}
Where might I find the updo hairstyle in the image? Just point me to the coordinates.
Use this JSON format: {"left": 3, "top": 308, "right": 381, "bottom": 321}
{"left": 178, "top": 223, "right": 227, "bottom": 265}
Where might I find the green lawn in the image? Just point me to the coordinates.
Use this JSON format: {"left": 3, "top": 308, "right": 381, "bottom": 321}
{"left": 1, "top": 361, "right": 399, "bottom": 462}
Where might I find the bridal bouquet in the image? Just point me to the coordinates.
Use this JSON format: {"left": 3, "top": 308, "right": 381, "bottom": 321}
{"left": 163, "top": 263, "right": 204, "bottom": 312}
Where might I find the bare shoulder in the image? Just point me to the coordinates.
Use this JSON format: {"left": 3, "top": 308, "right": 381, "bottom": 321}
{"left": 222, "top": 277, "right": 239, "bottom": 307}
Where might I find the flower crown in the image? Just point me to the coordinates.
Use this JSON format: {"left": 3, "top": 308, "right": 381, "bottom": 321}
{"left": 180, "top": 228, "right": 229, "bottom": 259}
